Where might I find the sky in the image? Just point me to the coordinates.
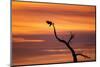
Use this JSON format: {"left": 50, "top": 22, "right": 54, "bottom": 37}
{"left": 12, "top": 1, "right": 95, "bottom": 35}
{"left": 12, "top": 1, "right": 96, "bottom": 66}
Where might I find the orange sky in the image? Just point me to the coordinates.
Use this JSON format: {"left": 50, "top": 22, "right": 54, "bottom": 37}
{"left": 12, "top": 1, "right": 96, "bottom": 35}
{"left": 12, "top": 1, "right": 96, "bottom": 65}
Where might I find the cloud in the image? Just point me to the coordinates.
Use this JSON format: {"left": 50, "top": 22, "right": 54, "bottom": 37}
{"left": 12, "top": 2, "right": 95, "bottom": 17}
{"left": 13, "top": 37, "right": 45, "bottom": 42}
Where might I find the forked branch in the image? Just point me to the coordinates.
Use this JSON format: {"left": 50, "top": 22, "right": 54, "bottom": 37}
{"left": 67, "top": 32, "right": 74, "bottom": 44}
{"left": 46, "top": 20, "right": 91, "bottom": 62}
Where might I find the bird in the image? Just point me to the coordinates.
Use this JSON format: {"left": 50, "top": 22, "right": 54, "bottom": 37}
{"left": 46, "top": 20, "right": 53, "bottom": 27}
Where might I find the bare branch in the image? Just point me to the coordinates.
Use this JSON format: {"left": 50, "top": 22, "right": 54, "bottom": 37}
{"left": 52, "top": 23, "right": 77, "bottom": 62}
{"left": 52, "top": 23, "right": 65, "bottom": 42}
{"left": 76, "top": 54, "right": 91, "bottom": 59}
{"left": 47, "top": 21, "right": 77, "bottom": 62}
{"left": 67, "top": 32, "right": 74, "bottom": 44}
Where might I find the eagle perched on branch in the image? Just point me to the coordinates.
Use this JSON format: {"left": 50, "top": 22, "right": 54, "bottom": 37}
{"left": 46, "top": 20, "right": 53, "bottom": 27}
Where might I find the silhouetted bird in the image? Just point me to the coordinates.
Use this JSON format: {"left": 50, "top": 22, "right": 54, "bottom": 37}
{"left": 46, "top": 20, "right": 53, "bottom": 27}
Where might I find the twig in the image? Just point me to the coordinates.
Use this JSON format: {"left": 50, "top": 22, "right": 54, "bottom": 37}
{"left": 76, "top": 53, "right": 91, "bottom": 59}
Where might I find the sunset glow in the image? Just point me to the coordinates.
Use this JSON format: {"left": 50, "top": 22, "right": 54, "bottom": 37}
{"left": 12, "top": 1, "right": 95, "bottom": 35}
{"left": 12, "top": 1, "right": 96, "bottom": 66}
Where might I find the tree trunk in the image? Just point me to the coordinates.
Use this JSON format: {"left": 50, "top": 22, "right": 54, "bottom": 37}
{"left": 66, "top": 43, "right": 77, "bottom": 62}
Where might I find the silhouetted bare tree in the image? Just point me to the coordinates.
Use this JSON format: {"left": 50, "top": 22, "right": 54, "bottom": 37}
{"left": 46, "top": 20, "right": 90, "bottom": 62}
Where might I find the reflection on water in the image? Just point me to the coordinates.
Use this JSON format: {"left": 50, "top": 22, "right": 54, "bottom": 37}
{"left": 12, "top": 32, "right": 96, "bottom": 65}
{"left": 12, "top": 48, "right": 95, "bottom": 65}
